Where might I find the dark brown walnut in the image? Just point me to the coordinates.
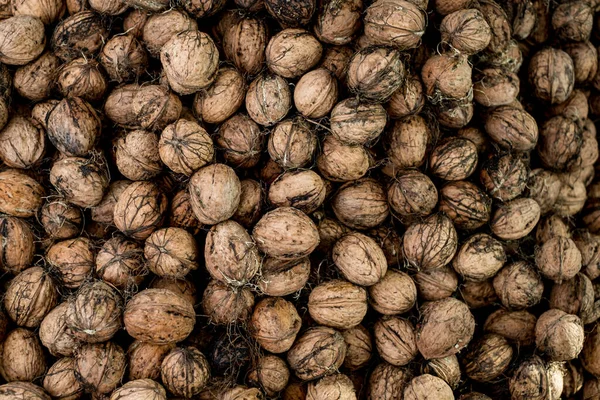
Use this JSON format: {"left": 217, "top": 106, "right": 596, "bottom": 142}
{"left": 145, "top": 227, "right": 198, "bottom": 279}
{"left": 484, "top": 308, "right": 536, "bottom": 346}
{"left": 562, "top": 361, "right": 584, "bottom": 398}
{"left": 367, "top": 362, "right": 413, "bottom": 400}
{"left": 308, "top": 280, "right": 367, "bottom": 329}
{"left": 314, "top": 0, "right": 362, "bottom": 45}
{"left": 570, "top": 118, "right": 598, "bottom": 169}
{"left": 88, "top": 0, "right": 126, "bottom": 14}
{"left": 462, "top": 334, "right": 513, "bottom": 382}
{"left": 536, "top": 214, "right": 570, "bottom": 244}
{"left": 550, "top": 273, "right": 595, "bottom": 324}
{"left": 269, "top": 170, "right": 326, "bottom": 214}
{"left": 142, "top": 10, "right": 197, "bottom": 57}
{"left": 527, "top": 169, "right": 562, "bottom": 215}
{"left": 0, "top": 328, "right": 46, "bottom": 382}
{"left": 435, "top": 98, "right": 474, "bottom": 129}
{"left": 317, "top": 136, "right": 370, "bottom": 182}
{"left": 429, "top": 137, "right": 478, "bottom": 181}
{"left": 0, "top": 16, "right": 45, "bottom": 65}
{"left": 245, "top": 73, "right": 291, "bottom": 126}
{"left": 528, "top": 47, "right": 575, "bottom": 105}
{"left": 99, "top": 34, "right": 148, "bottom": 83}
{"left": 216, "top": 113, "right": 264, "bottom": 169}
{"left": 115, "top": 130, "right": 162, "bottom": 181}
{"left": 75, "top": 342, "right": 126, "bottom": 394}
{"left": 509, "top": 356, "right": 564, "bottom": 400}
{"left": 368, "top": 226, "right": 404, "bottom": 267}
{"left": 538, "top": 115, "right": 583, "bottom": 171}
{"left": 536, "top": 309, "right": 584, "bottom": 361}
{"left": 52, "top": 11, "right": 106, "bottom": 61}
{"left": 346, "top": 47, "right": 405, "bottom": 102}
{"left": 0, "top": 64, "right": 10, "bottom": 100}
{"left": 329, "top": 98, "right": 387, "bottom": 145}
{"left": 0, "top": 97, "right": 7, "bottom": 132}
{"left": 4, "top": 266, "right": 57, "bottom": 328}
{"left": 404, "top": 374, "right": 454, "bottom": 400}
{"left": 91, "top": 180, "right": 131, "bottom": 225}
{"left": 268, "top": 118, "right": 317, "bottom": 170}
{"left": 404, "top": 214, "right": 458, "bottom": 270}
{"left": 501, "top": 0, "right": 536, "bottom": 40}
{"left": 149, "top": 277, "right": 197, "bottom": 306}
{"left": 369, "top": 269, "right": 416, "bottom": 315}
{"left": 180, "top": 0, "right": 226, "bottom": 18}
{"left": 440, "top": 9, "right": 491, "bottom": 54}
{"left": 124, "top": 289, "right": 195, "bottom": 345}
{"left": 555, "top": 180, "right": 587, "bottom": 217}
{"left": 0, "top": 115, "right": 45, "bottom": 170}
{"left": 374, "top": 316, "right": 418, "bottom": 366}
{"left": 342, "top": 325, "right": 372, "bottom": 370}
{"left": 259, "top": 158, "right": 285, "bottom": 184}
{"left": 96, "top": 236, "right": 145, "bottom": 290}
{"left": 535, "top": 236, "right": 582, "bottom": 282}
{"left": 128, "top": 341, "right": 174, "bottom": 381}
{"left": 219, "top": 386, "right": 263, "bottom": 400}
{"left": 194, "top": 67, "right": 246, "bottom": 125}
{"left": 318, "top": 46, "right": 351, "bottom": 81}
{"left": 248, "top": 355, "right": 290, "bottom": 396}
{"left": 461, "top": 279, "right": 499, "bottom": 309}
{"left": 46, "top": 237, "right": 94, "bottom": 289}
{"left": 332, "top": 232, "right": 387, "bottom": 286}
{"left": 188, "top": 163, "right": 240, "bottom": 226}
{"left": 109, "top": 379, "right": 167, "bottom": 400}
{"left": 582, "top": 323, "right": 600, "bottom": 376}
{"left": 287, "top": 326, "right": 346, "bottom": 381}
{"left": 41, "top": 201, "right": 83, "bottom": 240}
{"left": 564, "top": 42, "right": 598, "bottom": 85}
{"left": 160, "top": 30, "right": 218, "bottom": 95}
{"left": 39, "top": 302, "right": 80, "bottom": 357}
{"left": 160, "top": 347, "right": 210, "bottom": 398}
{"left": 294, "top": 68, "right": 338, "bottom": 119}
{"left": 493, "top": 261, "right": 544, "bottom": 310}
{"left": 416, "top": 298, "right": 475, "bottom": 359}
{"left": 473, "top": 68, "right": 520, "bottom": 107}
{"left": 0, "top": 169, "right": 43, "bottom": 217}
{"left": 266, "top": 29, "right": 322, "bottom": 79}
{"left": 113, "top": 181, "right": 167, "bottom": 240}
{"left": 422, "top": 355, "right": 461, "bottom": 389}
{"left": 457, "top": 127, "right": 489, "bottom": 154}
{"left": 421, "top": 53, "right": 472, "bottom": 103}
{"left": 574, "top": 232, "right": 600, "bottom": 279}
{"left": 159, "top": 119, "right": 214, "bottom": 176}
{"left": 43, "top": 357, "right": 83, "bottom": 400}
{"left": 47, "top": 97, "right": 100, "bottom": 157}
{"left": 170, "top": 190, "right": 203, "bottom": 234}
{"left": 67, "top": 280, "right": 122, "bottom": 343}
{"left": 202, "top": 280, "right": 254, "bottom": 325}
{"left": 385, "top": 115, "right": 430, "bottom": 170}
{"left": 222, "top": 16, "right": 267, "bottom": 76}
{"left": 363, "top": 0, "right": 426, "bottom": 49}
{"left": 307, "top": 373, "right": 356, "bottom": 400}
{"left": 332, "top": 179, "right": 389, "bottom": 230}
{"left": 253, "top": 207, "right": 319, "bottom": 260}
{"left": 264, "top": 0, "right": 315, "bottom": 27}
{"left": 477, "top": 0, "right": 511, "bottom": 55}
{"left": 0, "top": 216, "right": 34, "bottom": 274}
{"left": 386, "top": 74, "right": 425, "bottom": 119}
{"left": 480, "top": 153, "right": 528, "bottom": 202}
{"left": 552, "top": 1, "right": 593, "bottom": 42}
{"left": 57, "top": 58, "right": 106, "bottom": 102}
{"left": 13, "top": 52, "right": 59, "bottom": 101}
{"left": 250, "top": 297, "right": 301, "bottom": 354}
{"left": 257, "top": 257, "right": 310, "bottom": 296}
{"left": 316, "top": 215, "right": 350, "bottom": 253}
{"left": 414, "top": 267, "right": 458, "bottom": 301}
{"left": 435, "top": 0, "right": 474, "bottom": 15}
{"left": 12, "top": 0, "right": 66, "bottom": 24}
{"left": 50, "top": 156, "right": 109, "bottom": 208}
{"left": 226, "top": 181, "right": 262, "bottom": 229}
{"left": 234, "top": 0, "right": 263, "bottom": 10}
{"left": 484, "top": 105, "right": 538, "bottom": 151}
{"left": 0, "top": 382, "right": 51, "bottom": 400}
{"left": 453, "top": 233, "right": 506, "bottom": 281}
{"left": 491, "top": 197, "right": 541, "bottom": 240}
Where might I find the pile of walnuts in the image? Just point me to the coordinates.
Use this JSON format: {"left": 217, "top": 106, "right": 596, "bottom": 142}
{"left": 1, "top": 0, "right": 600, "bottom": 399}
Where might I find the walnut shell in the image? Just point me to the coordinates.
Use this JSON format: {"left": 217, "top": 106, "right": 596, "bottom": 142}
{"left": 330, "top": 98, "right": 387, "bottom": 146}
{"left": 99, "top": 34, "right": 147, "bottom": 83}
{"left": 332, "top": 232, "right": 387, "bottom": 286}
{"left": 266, "top": 28, "right": 322, "bottom": 79}
{"left": 109, "top": 379, "right": 166, "bottom": 400}
{"left": 317, "top": 136, "right": 370, "bottom": 182}
{"left": 160, "top": 30, "right": 219, "bottom": 95}
{"left": 422, "top": 355, "right": 461, "bottom": 389}
{"left": 115, "top": 130, "right": 162, "bottom": 180}
{"left": 47, "top": 97, "right": 100, "bottom": 157}
{"left": 168, "top": 190, "right": 202, "bottom": 235}
{"left": 363, "top": 0, "right": 426, "bottom": 49}
{"left": 374, "top": 316, "right": 418, "bottom": 366}
{"left": 268, "top": 118, "right": 317, "bottom": 170}
{"left": 216, "top": 113, "right": 264, "bottom": 168}
{"left": 39, "top": 302, "right": 80, "bottom": 357}
{"left": 490, "top": 197, "right": 541, "bottom": 240}
{"left": 161, "top": 347, "right": 210, "bottom": 398}
{"left": 387, "top": 170, "right": 437, "bottom": 220}
{"left": 287, "top": 326, "right": 346, "bottom": 381}
{"left": 483, "top": 308, "right": 536, "bottom": 346}
{"left": 248, "top": 355, "right": 290, "bottom": 397}
{"left": 194, "top": 67, "right": 246, "bottom": 125}
{"left": 314, "top": 0, "right": 362, "bottom": 45}
{"left": 422, "top": 53, "right": 472, "bottom": 102}
{"left": 113, "top": 181, "right": 167, "bottom": 240}
{"left": 453, "top": 233, "right": 506, "bottom": 281}
{"left": 250, "top": 297, "right": 301, "bottom": 354}
{"left": 307, "top": 374, "right": 356, "bottom": 400}
{"left": 509, "top": 356, "right": 564, "bottom": 400}
{"left": 346, "top": 47, "right": 405, "bottom": 102}
{"left": 429, "top": 137, "right": 478, "bottom": 181}
{"left": 142, "top": 10, "right": 197, "bottom": 57}
{"left": 484, "top": 105, "right": 538, "bottom": 151}
{"left": 0, "top": 16, "right": 45, "bottom": 65}
{"left": 528, "top": 47, "right": 575, "bottom": 105}
{"left": 536, "top": 309, "right": 584, "bottom": 361}
{"left": 527, "top": 169, "right": 562, "bottom": 215}
{"left": 264, "top": 0, "right": 315, "bottom": 27}
{"left": 246, "top": 74, "right": 292, "bottom": 126}
{"left": 124, "top": 289, "right": 195, "bottom": 345}
{"left": 0, "top": 169, "right": 44, "bottom": 217}
{"left": 257, "top": 257, "right": 310, "bottom": 296}
{"left": 43, "top": 357, "right": 83, "bottom": 400}
{"left": 0, "top": 216, "right": 35, "bottom": 274}
{"left": 552, "top": 1, "right": 593, "bottom": 42}
{"left": 565, "top": 41, "right": 598, "bottom": 85}
{"left": 386, "top": 74, "right": 425, "bottom": 119}
{"left": 127, "top": 341, "right": 174, "bottom": 381}
{"left": 550, "top": 273, "right": 596, "bottom": 324}
{"left": 145, "top": 227, "right": 198, "bottom": 279}
{"left": 473, "top": 68, "right": 520, "bottom": 107}
{"left": 332, "top": 179, "right": 389, "bottom": 230}
{"left": 403, "top": 213, "right": 458, "bottom": 270}
{"left": 480, "top": 152, "right": 528, "bottom": 201}
{"left": 308, "top": 280, "right": 368, "bottom": 329}
{"left": 75, "top": 342, "right": 126, "bottom": 394}
{"left": 460, "top": 279, "right": 498, "bottom": 309}
{"left": 202, "top": 280, "right": 254, "bottom": 325}
{"left": 50, "top": 157, "right": 109, "bottom": 208}
{"left": 4, "top": 266, "right": 58, "bottom": 328}
{"left": 46, "top": 237, "right": 94, "bottom": 289}
{"left": 96, "top": 236, "right": 145, "bottom": 290}
{"left": 493, "top": 261, "right": 544, "bottom": 310}
{"left": 403, "top": 374, "right": 454, "bottom": 400}
{"left": 385, "top": 115, "right": 430, "bottom": 170}
{"left": 91, "top": 180, "right": 131, "bottom": 225}
{"left": 222, "top": 16, "right": 267, "bottom": 76}
{"left": 535, "top": 236, "right": 582, "bottom": 282}
{"left": 294, "top": 68, "right": 338, "bottom": 119}
{"left": 268, "top": 170, "right": 325, "bottom": 213}
{"left": 0, "top": 382, "right": 50, "bottom": 400}
{"left": 13, "top": 52, "right": 59, "bottom": 101}
{"left": 341, "top": 325, "right": 372, "bottom": 371}
{"left": 367, "top": 362, "right": 412, "bottom": 400}
{"left": 369, "top": 269, "right": 416, "bottom": 315}
{"left": 413, "top": 267, "right": 458, "bottom": 301}
{"left": 57, "top": 58, "right": 107, "bottom": 102}
{"left": 1, "top": 328, "right": 46, "bottom": 382}
{"left": 462, "top": 334, "right": 513, "bottom": 382}
{"left": 159, "top": 119, "right": 213, "bottom": 176}
{"left": 52, "top": 11, "right": 106, "bottom": 61}
{"left": 440, "top": 9, "right": 491, "bottom": 54}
